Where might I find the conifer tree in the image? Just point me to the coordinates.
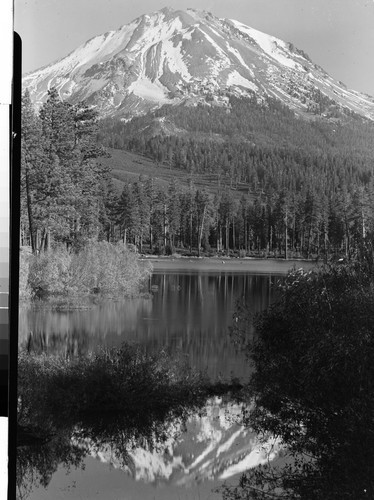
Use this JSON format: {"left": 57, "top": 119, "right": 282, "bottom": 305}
{"left": 132, "top": 180, "right": 150, "bottom": 253}
{"left": 22, "top": 87, "right": 111, "bottom": 250}
{"left": 194, "top": 190, "right": 210, "bottom": 256}
{"left": 167, "top": 178, "right": 182, "bottom": 253}
{"left": 21, "top": 89, "right": 45, "bottom": 252}
{"left": 117, "top": 184, "right": 140, "bottom": 246}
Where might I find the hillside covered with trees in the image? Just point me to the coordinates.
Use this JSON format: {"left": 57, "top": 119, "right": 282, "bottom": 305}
{"left": 96, "top": 95, "right": 374, "bottom": 260}
{"left": 21, "top": 88, "right": 374, "bottom": 262}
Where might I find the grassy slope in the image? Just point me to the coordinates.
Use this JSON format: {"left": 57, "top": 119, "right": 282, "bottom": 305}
{"left": 101, "top": 147, "right": 253, "bottom": 199}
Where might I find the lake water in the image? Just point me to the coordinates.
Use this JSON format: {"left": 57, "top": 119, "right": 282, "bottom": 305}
{"left": 18, "top": 396, "right": 283, "bottom": 500}
{"left": 19, "top": 272, "right": 282, "bottom": 380}
{"left": 18, "top": 271, "right": 284, "bottom": 499}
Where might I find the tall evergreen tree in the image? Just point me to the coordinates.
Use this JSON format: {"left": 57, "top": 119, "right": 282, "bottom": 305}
{"left": 22, "top": 87, "right": 111, "bottom": 251}
{"left": 167, "top": 178, "right": 182, "bottom": 253}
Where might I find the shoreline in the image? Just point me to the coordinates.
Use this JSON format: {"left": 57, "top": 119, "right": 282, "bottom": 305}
{"left": 142, "top": 256, "right": 319, "bottom": 274}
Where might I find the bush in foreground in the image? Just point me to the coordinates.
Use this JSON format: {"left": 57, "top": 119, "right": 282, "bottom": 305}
{"left": 226, "top": 262, "right": 374, "bottom": 499}
{"left": 17, "top": 344, "right": 208, "bottom": 435}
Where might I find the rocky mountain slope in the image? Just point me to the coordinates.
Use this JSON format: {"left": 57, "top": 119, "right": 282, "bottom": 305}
{"left": 23, "top": 7, "right": 374, "bottom": 121}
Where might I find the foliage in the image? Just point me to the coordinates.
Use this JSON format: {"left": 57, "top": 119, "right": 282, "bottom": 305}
{"left": 226, "top": 262, "right": 374, "bottom": 499}
{"left": 24, "top": 241, "right": 151, "bottom": 299}
{"left": 99, "top": 96, "right": 374, "bottom": 157}
{"left": 22, "top": 88, "right": 374, "bottom": 259}
{"left": 16, "top": 430, "right": 87, "bottom": 500}
{"left": 97, "top": 95, "right": 374, "bottom": 259}
{"left": 27, "top": 247, "right": 72, "bottom": 297}
{"left": 19, "top": 251, "right": 32, "bottom": 300}
{"left": 68, "top": 240, "right": 151, "bottom": 295}
{"left": 21, "top": 88, "right": 111, "bottom": 253}
{"left": 17, "top": 344, "right": 208, "bottom": 432}
{"left": 16, "top": 344, "right": 212, "bottom": 499}
{"left": 102, "top": 165, "right": 374, "bottom": 259}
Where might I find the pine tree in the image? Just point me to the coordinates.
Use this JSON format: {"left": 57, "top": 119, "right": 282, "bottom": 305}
{"left": 24, "top": 88, "right": 111, "bottom": 249}
{"left": 167, "top": 178, "right": 182, "bottom": 253}
{"left": 194, "top": 190, "right": 210, "bottom": 256}
{"left": 132, "top": 180, "right": 150, "bottom": 252}
{"left": 117, "top": 184, "right": 141, "bottom": 246}
{"left": 218, "top": 189, "right": 235, "bottom": 255}
{"left": 21, "top": 89, "right": 45, "bottom": 252}
{"left": 145, "top": 177, "right": 156, "bottom": 251}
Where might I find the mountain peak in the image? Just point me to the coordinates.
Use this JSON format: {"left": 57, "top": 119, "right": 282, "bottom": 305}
{"left": 23, "top": 7, "right": 374, "bottom": 120}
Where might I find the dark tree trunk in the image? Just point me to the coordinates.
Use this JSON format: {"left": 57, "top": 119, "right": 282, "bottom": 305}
{"left": 25, "top": 167, "right": 36, "bottom": 253}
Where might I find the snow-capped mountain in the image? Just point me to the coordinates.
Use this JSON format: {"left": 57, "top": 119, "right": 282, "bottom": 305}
{"left": 81, "top": 398, "right": 282, "bottom": 486}
{"left": 23, "top": 7, "right": 374, "bottom": 120}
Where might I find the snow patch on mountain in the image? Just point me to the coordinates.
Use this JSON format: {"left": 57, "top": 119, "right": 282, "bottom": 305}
{"left": 206, "top": 24, "right": 226, "bottom": 41}
{"left": 128, "top": 12, "right": 184, "bottom": 55}
{"left": 230, "top": 19, "right": 304, "bottom": 71}
{"left": 128, "top": 77, "right": 171, "bottom": 102}
{"left": 225, "top": 43, "right": 251, "bottom": 71}
{"left": 162, "top": 39, "right": 192, "bottom": 81}
{"left": 202, "top": 30, "right": 231, "bottom": 64}
{"left": 182, "top": 28, "right": 193, "bottom": 41}
{"left": 227, "top": 70, "right": 258, "bottom": 92}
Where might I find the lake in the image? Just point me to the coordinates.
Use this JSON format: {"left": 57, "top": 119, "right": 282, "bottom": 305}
{"left": 19, "top": 271, "right": 283, "bottom": 379}
{"left": 18, "top": 396, "right": 283, "bottom": 500}
{"left": 18, "top": 270, "right": 285, "bottom": 500}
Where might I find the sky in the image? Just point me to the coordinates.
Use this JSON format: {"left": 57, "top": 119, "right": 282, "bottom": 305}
{"left": 14, "top": 0, "right": 374, "bottom": 96}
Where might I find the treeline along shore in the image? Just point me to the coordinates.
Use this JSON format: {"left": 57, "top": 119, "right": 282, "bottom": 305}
{"left": 98, "top": 95, "right": 374, "bottom": 262}
{"left": 21, "top": 87, "right": 374, "bottom": 267}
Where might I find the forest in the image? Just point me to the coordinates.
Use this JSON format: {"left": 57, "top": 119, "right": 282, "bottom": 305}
{"left": 97, "top": 95, "right": 374, "bottom": 260}
{"left": 21, "top": 89, "right": 374, "bottom": 261}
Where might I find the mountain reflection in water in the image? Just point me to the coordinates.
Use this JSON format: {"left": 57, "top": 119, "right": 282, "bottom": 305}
{"left": 19, "top": 272, "right": 280, "bottom": 379}
{"left": 18, "top": 398, "right": 281, "bottom": 500}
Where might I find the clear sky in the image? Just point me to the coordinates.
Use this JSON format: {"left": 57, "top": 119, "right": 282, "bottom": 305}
{"left": 14, "top": 0, "right": 374, "bottom": 96}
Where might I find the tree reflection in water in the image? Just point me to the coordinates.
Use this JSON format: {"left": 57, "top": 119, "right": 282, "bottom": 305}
{"left": 17, "top": 396, "right": 283, "bottom": 500}
{"left": 17, "top": 411, "right": 186, "bottom": 499}
{"left": 17, "top": 431, "right": 88, "bottom": 500}
{"left": 16, "top": 344, "right": 212, "bottom": 499}
{"left": 19, "top": 273, "right": 279, "bottom": 380}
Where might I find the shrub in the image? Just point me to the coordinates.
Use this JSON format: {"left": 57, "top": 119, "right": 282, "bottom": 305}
{"left": 17, "top": 344, "right": 208, "bottom": 432}
{"left": 227, "top": 263, "right": 374, "bottom": 499}
{"left": 69, "top": 240, "right": 150, "bottom": 295}
{"left": 24, "top": 241, "right": 151, "bottom": 299}
{"left": 19, "top": 250, "right": 32, "bottom": 300}
{"left": 27, "top": 247, "right": 72, "bottom": 297}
